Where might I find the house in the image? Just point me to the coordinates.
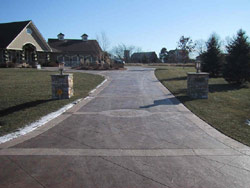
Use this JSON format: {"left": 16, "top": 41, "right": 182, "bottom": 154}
{"left": 168, "top": 49, "right": 188, "bottom": 63}
{"left": 130, "top": 52, "right": 158, "bottom": 63}
{"left": 48, "top": 33, "right": 103, "bottom": 67}
{"left": 0, "top": 20, "right": 103, "bottom": 68}
{"left": 0, "top": 20, "right": 52, "bottom": 66}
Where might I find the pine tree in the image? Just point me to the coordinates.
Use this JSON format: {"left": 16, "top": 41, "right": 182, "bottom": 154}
{"left": 223, "top": 29, "right": 250, "bottom": 85}
{"left": 201, "top": 34, "right": 223, "bottom": 77}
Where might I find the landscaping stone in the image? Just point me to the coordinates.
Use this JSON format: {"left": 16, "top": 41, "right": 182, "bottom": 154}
{"left": 51, "top": 74, "right": 73, "bottom": 99}
{"left": 187, "top": 72, "right": 209, "bottom": 99}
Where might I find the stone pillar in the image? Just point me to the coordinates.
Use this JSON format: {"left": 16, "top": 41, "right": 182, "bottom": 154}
{"left": 187, "top": 72, "right": 209, "bottom": 99}
{"left": 51, "top": 74, "right": 74, "bottom": 99}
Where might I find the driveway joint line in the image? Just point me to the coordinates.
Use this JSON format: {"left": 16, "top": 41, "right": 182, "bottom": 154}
{"left": 7, "top": 156, "right": 47, "bottom": 188}
{"left": 100, "top": 156, "right": 171, "bottom": 188}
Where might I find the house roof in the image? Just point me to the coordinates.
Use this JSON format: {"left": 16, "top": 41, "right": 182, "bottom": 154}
{"left": 131, "top": 52, "right": 157, "bottom": 59}
{"left": 48, "top": 39, "right": 102, "bottom": 57}
{"left": 0, "top": 20, "right": 30, "bottom": 48}
{"left": 57, "top": 33, "right": 64, "bottom": 37}
{"left": 168, "top": 49, "right": 187, "bottom": 55}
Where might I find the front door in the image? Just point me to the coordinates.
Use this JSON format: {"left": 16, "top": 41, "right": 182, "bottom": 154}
{"left": 23, "top": 43, "right": 36, "bottom": 64}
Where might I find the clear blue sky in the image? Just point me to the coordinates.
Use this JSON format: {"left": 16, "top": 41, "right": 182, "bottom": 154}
{"left": 0, "top": 0, "right": 249, "bottom": 55}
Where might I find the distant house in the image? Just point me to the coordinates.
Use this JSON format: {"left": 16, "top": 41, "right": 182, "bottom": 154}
{"left": 48, "top": 33, "right": 103, "bottom": 67}
{"left": 0, "top": 20, "right": 52, "bottom": 66}
{"left": 130, "top": 52, "right": 158, "bottom": 63}
{"left": 168, "top": 49, "right": 188, "bottom": 63}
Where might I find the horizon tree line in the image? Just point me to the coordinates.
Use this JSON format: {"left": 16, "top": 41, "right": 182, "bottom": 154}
{"left": 159, "top": 29, "right": 250, "bottom": 85}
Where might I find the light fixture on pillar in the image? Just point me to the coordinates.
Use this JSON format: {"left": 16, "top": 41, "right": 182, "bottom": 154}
{"left": 59, "top": 62, "right": 65, "bottom": 75}
{"left": 21, "top": 51, "right": 25, "bottom": 62}
{"left": 34, "top": 52, "right": 38, "bottom": 62}
{"left": 195, "top": 60, "right": 201, "bottom": 73}
{"left": 46, "top": 54, "right": 50, "bottom": 62}
{"left": 4, "top": 50, "right": 9, "bottom": 63}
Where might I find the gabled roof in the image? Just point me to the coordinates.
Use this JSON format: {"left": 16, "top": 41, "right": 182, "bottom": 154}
{"left": 0, "top": 20, "right": 52, "bottom": 52}
{"left": 0, "top": 20, "right": 30, "bottom": 48}
{"left": 131, "top": 52, "right": 157, "bottom": 59}
{"left": 48, "top": 39, "right": 102, "bottom": 56}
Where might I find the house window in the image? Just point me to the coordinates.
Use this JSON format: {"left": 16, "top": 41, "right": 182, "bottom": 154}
{"left": 57, "top": 55, "right": 64, "bottom": 63}
{"left": 26, "top": 28, "right": 32, "bottom": 34}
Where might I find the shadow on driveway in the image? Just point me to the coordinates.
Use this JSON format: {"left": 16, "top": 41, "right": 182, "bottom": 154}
{"left": 140, "top": 96, "right": 197, "bottom": 109}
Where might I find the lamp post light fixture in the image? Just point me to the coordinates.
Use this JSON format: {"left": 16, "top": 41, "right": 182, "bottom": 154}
{"left": 195, "top": 60, "right": 201, "bottom": 73}
{"left": 34, "top": 52, "right": 38, "bottom": 62}
{"left": 59, "top": 62, "right": 65, "bottom": 75}
{"left": 4, "top": 50, "right": 9, "bottom": 63}
{"left": 46, "top": 54, "right": 50, "bottom": 62}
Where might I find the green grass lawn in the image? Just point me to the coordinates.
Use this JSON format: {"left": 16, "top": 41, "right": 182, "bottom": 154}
{"left": 0, "top": 68, "right": 104, "bottom": 136}
{"left": 155, "top": 66, "right": 250, "bottom": 147}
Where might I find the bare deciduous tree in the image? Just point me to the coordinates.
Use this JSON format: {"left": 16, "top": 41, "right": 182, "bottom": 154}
{"left": 194, "top": 39, "right": 206, "bottom": 55}
{"left": 111, "top": 43, "right": 141, "bottom": 59}
{"left": 96, "top": 32, "right": 110, "bottom": 52}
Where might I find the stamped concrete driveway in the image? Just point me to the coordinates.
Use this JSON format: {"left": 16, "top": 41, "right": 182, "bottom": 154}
{"left": 1, "top": 66, "right": 250, "bottom": 188}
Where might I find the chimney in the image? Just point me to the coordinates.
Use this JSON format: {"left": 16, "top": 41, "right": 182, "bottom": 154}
{"left": 57, "top": 33, "right": 64, "bottom": 40}
{"left": 81, "top": 34, "right": 88, "bottom": 41}
{"left": 124, "top": 50, "right": 130, "bottom": 63}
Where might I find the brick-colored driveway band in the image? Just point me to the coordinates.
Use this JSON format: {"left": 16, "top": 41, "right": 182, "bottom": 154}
{"left": 1, "top": 67, "right": 250, "bottom": 188}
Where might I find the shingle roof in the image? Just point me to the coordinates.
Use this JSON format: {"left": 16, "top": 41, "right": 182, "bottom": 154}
{"left": 131, "top": 52, "right": 157, "bottom": 59}
{"left": 48, "top": 39, "right": 102, "bottom": 57}
{"left": 0, "top": 20, "right": 30, "bottom": 48}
